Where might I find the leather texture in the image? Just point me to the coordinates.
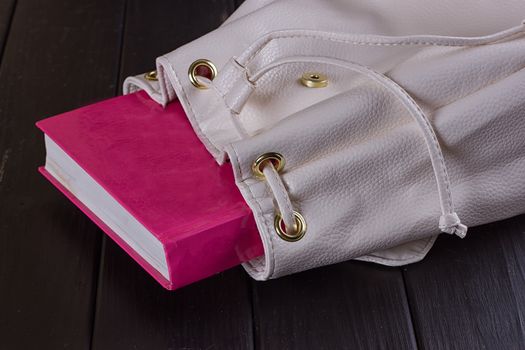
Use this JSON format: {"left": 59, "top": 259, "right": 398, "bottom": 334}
{"left": 124, "top": 0, "right": 525, "bottom": 280}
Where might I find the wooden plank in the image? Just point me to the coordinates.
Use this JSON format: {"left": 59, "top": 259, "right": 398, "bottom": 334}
{"left": 92, "top": 241, "right": 254, "bottom": 349}
{"left": 404, "top": 214, "right": 525, "bottom": 349}
{"left": 118, "top": 0, "right": 237, "bottom": 79}
{"left": 0, "top": 0, "right": 15, "bottom": 58}
{"left": 91, "top": 2, "right": 254, "bottom": 349}
{"left": 0, "top": 0, "right": 125, "bottom": 349}
{"left": 252, "top": 262, "right": 418, "bottom": 349}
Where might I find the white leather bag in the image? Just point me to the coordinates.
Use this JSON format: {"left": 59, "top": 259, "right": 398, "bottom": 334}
{"left": 124, "top": 0, "right": 525, "bottom": 280}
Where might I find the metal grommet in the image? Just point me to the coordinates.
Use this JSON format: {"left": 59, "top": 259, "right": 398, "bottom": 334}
{"left": 144, "top": 70, "right": 158, "bottom": 81}
{"left": 274, "top": 211, "right": 307, "bottom": 242}
{"left": 252, "top": 152, "right": 285, "bottom": 179}
{"left": 300, "top": 72, "right": 328, "bottom": 88}
{"left": 188, "top": 59, "right": 217, "bottom": 89}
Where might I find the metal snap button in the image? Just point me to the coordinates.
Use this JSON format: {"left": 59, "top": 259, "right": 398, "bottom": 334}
{"left": 300, "top": 72, "right": 328, "bottom": 88}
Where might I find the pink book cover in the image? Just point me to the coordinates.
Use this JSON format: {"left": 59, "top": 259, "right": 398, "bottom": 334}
{"left": 36, "top": 91, "right": 263, "bottom": 290}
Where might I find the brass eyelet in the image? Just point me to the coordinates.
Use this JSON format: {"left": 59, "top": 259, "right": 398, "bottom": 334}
{"left": 252, "top": 152, "right": 285, "bottom": 179}
{"left": 300, "top": 72, "right": 328, "bottom": 88}
{"left": 144, "top": 70, "right": 158, "bottom": 81}
{"left": 188, "top": 59, "right": 217, "bottom": 89}
{"left": 274, "top": 211, "right": 307, "bottom": 242}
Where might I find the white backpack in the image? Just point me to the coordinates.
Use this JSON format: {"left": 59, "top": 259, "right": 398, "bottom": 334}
{"left": 124, "top": 0, "right": 525, "bottom": 280}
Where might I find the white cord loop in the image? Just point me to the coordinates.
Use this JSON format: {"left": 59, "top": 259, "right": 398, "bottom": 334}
{"left": 229, "top": 23, "right": 515, "bottom": 238}
{"left": 439, "top": 212, "right": 468, "bottom": 238}
{"left": 262, "top": 163, "right": 296, "bottom": 230}
{"left": 247, "top": 56, "right": 468, "bottom": 238}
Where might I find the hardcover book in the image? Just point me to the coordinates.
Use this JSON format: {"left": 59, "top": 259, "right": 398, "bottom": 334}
{"left": 37, "top": 91, "right": 263, "bottom": 290}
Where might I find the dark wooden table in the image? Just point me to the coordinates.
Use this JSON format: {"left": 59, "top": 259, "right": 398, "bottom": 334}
{"left": 1, "top": 1, "right": 525, "bottom": 349}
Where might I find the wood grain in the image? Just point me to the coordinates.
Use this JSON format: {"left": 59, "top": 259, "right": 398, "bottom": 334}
{"left": 3, "top": 0, "right": 525, "bottom": 349}
{"left": 91, "top": 241, "right": 254, "bottom": 350}
{"left": 0, "top": 0, "right": 15, "bottom": 60}
{"left": 403, "top": 215, "right": 525, "bottom": 349}
{"left": 90, "top": 2, "right": 254, "bottom": 349}
{"left": 251, "top": 262, "right": 418, "bottom": 350}
{"left": 118, "top": 0, "right": 237, "bottom": 83}
{"left": 0, "top": 0, "right": 125, "bottom": 348}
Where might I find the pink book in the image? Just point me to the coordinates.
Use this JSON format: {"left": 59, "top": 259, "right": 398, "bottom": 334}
{"left": 36, "top": 91, "right": 263, "bottom": 290}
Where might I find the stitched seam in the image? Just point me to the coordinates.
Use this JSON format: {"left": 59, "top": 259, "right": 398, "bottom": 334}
{"left": 381, "top": 72, "right": 454, "bottom": 212}
{"left": 159, "top": 57, "right": 221, "bottom": 155}
{"left": 241, "top": 60, "right": 525, "bottom": 180}
{"left": 246, "top": 57, "right": 455, "bottom": 214}
{"left": 350, "top": 63, "right": 454, "bottom": 213}
{"left": 230, "top": 145, "right": 275, "bottom": 277}
{"left": 159, "top": 66, "right": 174, "bottom": 102}
{"left": 364, "top": 236, "right": 437, "bottom": 262}
{"left": 208, "top": 83, "right": 249, "bottom": 139}
{"left": 158, "top": 65, "right": 168, "bottom": 100}
{"left": 211, "top": 81, "right": 237, "bottom": 111}
{"left": 244, "top": 31, "right": 525, "bottom": 66}
{"left": 241, "top": 181, "right": 267, "bottom": 274}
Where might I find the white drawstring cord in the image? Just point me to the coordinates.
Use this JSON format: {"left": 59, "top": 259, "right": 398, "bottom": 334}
{"left": 249, "top": 56, "right": 468, "bottom": 237}
{"left": 215, "top": 22, "right": 525, "bottom": 237}
{"left": 262, "top": 162, "right": 296, "bottom": 230}
{"left": 439, "top": 212, "right": 468, "bottom": 238}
